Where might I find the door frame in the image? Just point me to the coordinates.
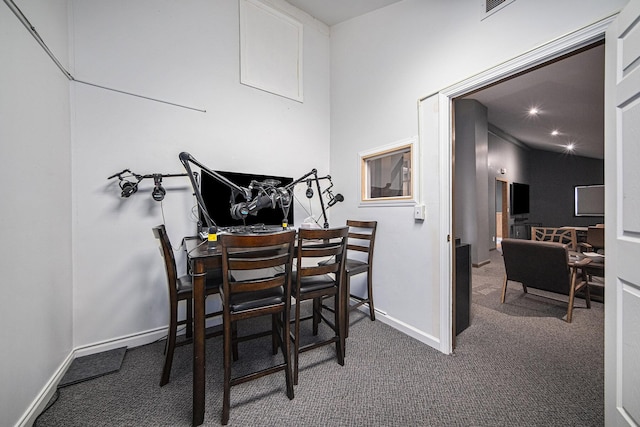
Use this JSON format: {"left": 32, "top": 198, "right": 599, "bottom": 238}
{"left": 434, "top": 15, "right": 615, "bottom": 353}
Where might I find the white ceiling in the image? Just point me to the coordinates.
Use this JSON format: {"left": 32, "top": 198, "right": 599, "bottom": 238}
{"left": 462, "top": 43, "right": 605, "bottom": 160}
{"left": 285, "top": 0, "right": 402, "bottom": 26}
{"left": 284, "top": 1, "right": 604, "bottom": 160}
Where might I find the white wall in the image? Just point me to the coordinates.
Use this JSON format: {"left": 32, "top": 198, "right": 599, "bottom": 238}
{"left": 328, "top": 0, "right": 627, "bottom": 347}
{"left": 69, "top": 0, "right": 331, "bottom": 349}
{"left": 455, "top": 99, "right": 490, "bottom": 267}
{"left": 0, "top": 1, "right": 73, "bottom": 425}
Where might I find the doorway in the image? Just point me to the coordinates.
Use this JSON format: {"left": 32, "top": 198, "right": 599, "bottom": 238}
{"left": 441, "top": 20, "right": 612, "bottom": 351}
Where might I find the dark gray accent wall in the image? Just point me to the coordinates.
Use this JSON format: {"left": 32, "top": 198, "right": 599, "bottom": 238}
{"left": 527, "top": 149, "right": 604, "bottom": 227}
{"left": 461, "top": 102, "right": 603, "bottom": 258}
{"left": 487, "top": 130, "right": 530, "bottom": 246}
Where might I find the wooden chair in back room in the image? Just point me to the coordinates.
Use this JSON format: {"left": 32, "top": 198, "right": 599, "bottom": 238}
{"left": 531, "top": 226, "right": 577, "bottom": 251}
{"left": 152, "top": 224, "right": 223, "bottom": 387}
{"left": 218, "top": 230, "right": 296, "bottom": 425}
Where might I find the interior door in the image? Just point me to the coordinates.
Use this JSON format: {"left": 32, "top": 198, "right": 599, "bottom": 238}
{"left": 605, "top": 0, "right": 640, "bottom": 424}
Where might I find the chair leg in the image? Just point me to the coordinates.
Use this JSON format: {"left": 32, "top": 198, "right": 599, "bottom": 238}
{"left": 271, "top": 313, "right": 278, "bottom": 355}
{"left": 281, "top": 309, "right": 294, "bottom": 399}
{"left": 567, "top": 275, "right": 577, "bottom": 323}
{"left": 232, "top": 322, "right": 239, "bottom": 362}
{"left": 366, "top": 269, "right": 375, "bottom": 321}
{"left": 500, "top": 275, "right": 508, "bottom": 303}
{"left": 335, "top": 294, "right": 344, "bottom": 366}
{"left": 222, "top": 314, "right": 232, "bottom": 425}
{"left": 185, "top": 298, "right": 193, "bottom": 339}
{"left": 345, "top": 274, "right": 351, "bottom": 338}
{"left": 312, "top": 298, "right": 320, "bottom": 336}
{"left": 584, "top": 282, "right": 592, "bottom": 309}
{"left": 293, "top": 299, "right": 301, "bottom": 386}
{"left": 160, "top": 301, "right": 179, "bottom": 387}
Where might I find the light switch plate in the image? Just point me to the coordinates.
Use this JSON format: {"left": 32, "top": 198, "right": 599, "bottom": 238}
{"left": 414, "top": 204, "right": 426, "bottom": 221}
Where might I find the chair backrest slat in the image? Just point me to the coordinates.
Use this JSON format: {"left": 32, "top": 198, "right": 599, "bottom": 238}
{"left": 228, "top": 252, "right": 292, "bottom": 270}
{"left": 296, "top": 227, "right": 349, "bottom": 279}
{"left": 230, "top": 275, "right": 286, "bottom": 294}
{"left": 346, "top": 220, "right": 377, "bottom": 263}
{"left": 221, "top": 231, "right": 296, "bottom": 299}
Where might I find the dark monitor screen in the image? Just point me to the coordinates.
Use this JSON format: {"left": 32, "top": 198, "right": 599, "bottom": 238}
{"left": 510, "top": 182, "right": 530, "bottom": 215}
{"left": 574, "top": 184, "right": 604, "bottom": 216}
{"left": 199, "top": 170, "right": 294, "bottom": 229}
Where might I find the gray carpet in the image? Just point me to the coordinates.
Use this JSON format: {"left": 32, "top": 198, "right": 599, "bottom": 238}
{"left": 35, "top": 253, "right": 604, "bottom": 426}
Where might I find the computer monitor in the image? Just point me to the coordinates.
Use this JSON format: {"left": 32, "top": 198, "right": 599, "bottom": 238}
{"left": 199, "top": 170, "right": 294, "bottom": 229}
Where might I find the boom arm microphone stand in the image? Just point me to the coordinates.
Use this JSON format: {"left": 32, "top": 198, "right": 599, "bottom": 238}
{"left": 285, "top": 169, "right": 335, "bottom": 229}
{"left": 178, "top": 152, "right": 253, "bottom": 231}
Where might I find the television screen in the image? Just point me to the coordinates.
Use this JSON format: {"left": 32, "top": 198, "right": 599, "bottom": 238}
{"left": 199, "top": 170, "right": 294, "bottom": 229}
{"left": 510, "top": 182, "right": 530, "bottom": 215}
{"left": 575, "top": 184, "right": 604, "bottom": 216}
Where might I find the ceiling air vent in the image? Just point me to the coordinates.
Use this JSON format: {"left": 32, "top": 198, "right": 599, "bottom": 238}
{"left": 482, "top": 0, "right": 515, "bottom": 19}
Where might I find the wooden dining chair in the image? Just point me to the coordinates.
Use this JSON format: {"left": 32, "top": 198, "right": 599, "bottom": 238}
{"left": 318, "top": 220, "right": 378, "bottom": 338}
{"left": 219, "top": 230, "right": 296, "bottom": 425}
{"left": 292, "top": 226, "right": 349, "bottom": 385}
{"left": 152, "top": 225, "right": 223, "bottom": 387}
{"left": 343, "top": 220, "right": 377, "bottom": 336}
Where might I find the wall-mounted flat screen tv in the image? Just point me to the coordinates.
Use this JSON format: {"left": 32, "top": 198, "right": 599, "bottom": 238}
{"left": 199, "top": 170, "right": 294, "bottom": 229}
{"left": 575, "top": 184, "right": 604, "bottom": 216}
{"left": 510, "top": 182, "right": 530, "bottom": 215}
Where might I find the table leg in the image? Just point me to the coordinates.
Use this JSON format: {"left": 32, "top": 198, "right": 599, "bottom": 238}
{"left": 192, "top": 264, "right": 206, "bottom": 426}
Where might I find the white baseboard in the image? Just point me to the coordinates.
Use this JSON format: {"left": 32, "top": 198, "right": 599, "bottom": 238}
{"left": 352, "top": 304, "right": 442, "bottom": 352}
{"left": 18, "top": 325, "right": 173, "bottom": 427}
{"left": 73, "top": 326, "right": 168, "bottom": 358}
{"left": 16, "top": 351, "right": 74, "bottom": 427}
{"left": 18, "top": 316, "right": 228, "bottom": 427}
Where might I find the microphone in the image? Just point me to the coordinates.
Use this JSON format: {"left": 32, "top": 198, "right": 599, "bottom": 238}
{"left": 229, "top": 192, "right": 276, "bottom": 220}
{"left": 328, "top": 193, "right": 344, "bottom": 207}
{"left": 229, "top": 202, "right": 250, "bottom": 220}
{"left": 247, "top": 194, "right": 275, "bottom": 214}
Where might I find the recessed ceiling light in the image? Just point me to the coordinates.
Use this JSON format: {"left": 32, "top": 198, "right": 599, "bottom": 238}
{"left": 528, "top": 107, "right": 539, "bottom": 116}
{"left": 565, "top": 143, "right": 575, "bottom": 152}
{"left": 551, "top": 130, "right": 559, "bottom": 136}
